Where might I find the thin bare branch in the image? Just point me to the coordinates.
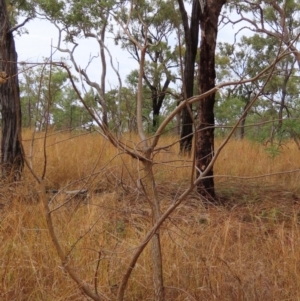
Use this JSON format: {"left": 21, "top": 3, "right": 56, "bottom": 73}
{"left": 8, "top": 17, "right": 31, "bottom": 33}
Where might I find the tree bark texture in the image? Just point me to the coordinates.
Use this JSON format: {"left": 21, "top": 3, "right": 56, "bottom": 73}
{"left": 0, "top": 0, "right": 24, "bottom": 180}
{"left": 196, "top": 0, "right": 226, "bottom": 201}
{"left": 178, "top": 0, "right": 200, "bottom": 154}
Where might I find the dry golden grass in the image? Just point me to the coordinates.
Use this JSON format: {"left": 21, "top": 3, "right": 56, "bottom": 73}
{"left": 1, "top": 130, "right": 300, "bottom": 300}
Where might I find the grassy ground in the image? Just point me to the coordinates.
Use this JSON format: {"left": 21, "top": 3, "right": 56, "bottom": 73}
{"left": 1, "top": 130, "right": 300, "bottom": 300}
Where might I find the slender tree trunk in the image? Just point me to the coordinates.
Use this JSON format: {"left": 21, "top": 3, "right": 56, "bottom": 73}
{"left": 137, "top": 47, "right": 164, "bottom": 300}
{"left": 178, "top": 0, "right": 200, "bottom": 154}
{"left": 239, "top": 108, "right": 248, "bottom": 139}
{"left": 151, "top": 87, "right": 159, "bottom": 129}
{"left": 196, "top": 0, "right": 225, "bottom": 201}
{"left": 0, "top": 0, "right": 23, "bottom": 180}
{"left": 28, "top": 99, "right": 32, "bottom": 128}
{"left": 153, "top": 91, "right": 159, "bottom": 129}
{"left": 240, "top": 91, "right": 252, "bottom": 140}
{"left": 278, "top": 60, "right": 293, "bottom": 129}
{"left": 175, "top": 100, "right": 181, "bottom": 135}
{"left": 143, "top": 160, "right": 164, "bottom": 301}
{"left": 99, "top": 21, "right": 108, "bottom": 128}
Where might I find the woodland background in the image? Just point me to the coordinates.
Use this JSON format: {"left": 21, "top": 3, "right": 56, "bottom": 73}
{"left": 1, "top": 0, "right": 300, "bottom": 300}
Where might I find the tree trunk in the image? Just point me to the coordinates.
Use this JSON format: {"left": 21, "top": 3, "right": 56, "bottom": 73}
{"left": 137, "top": 47, "right": 164, "bottom": 301}
{"left": 152, "top": 78, "right": 171, "bottom": 130}
{"left": 240, "top": 91, "right": 252, "bottom": 140}
{"left": 239, "top": 107, "right": 248, "bottom": 140}
{"left": 152, "top": 89, "right": 159, "bottom": 129}
{"left": 178, "top": 0, "right": 200, "bottom": 155}
{"left": 0, "top": 0, "right": 23, "bottom": 180}
{"left": 144, "top": 160, "right": 164, "bottom": 301}
{"left": 196, "top": 0, "right": 225, "bottom": 201}
{"left": 278, "top": 60, "right": 293, "bottom": 129}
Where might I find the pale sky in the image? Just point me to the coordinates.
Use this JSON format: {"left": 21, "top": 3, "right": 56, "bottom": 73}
{"left": 15, "top": 15, "right": 249, "bottom": 89}
{"left": 15, "top": 18, "right": 137, "bottom": 89}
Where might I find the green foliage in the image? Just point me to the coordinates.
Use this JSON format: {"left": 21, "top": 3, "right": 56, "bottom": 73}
{"left": 20, "top": 63, "right": 94, "bottom": 130}
{"left": 36, "top": 0, "right": 64, "bottom": 19}
{"left": 264, "top": 144, "right": 282, "bottom": 159}
{"left": 5, "top": 0, "right": 35, "bottom": 31}
{"left": 105, "top": 87, "right": 138, "bottom": 132}
{"left": 51, "top": 88, "right": 95, "bottom": 130}
{"left": 12, "top": 0, "right": 300, "bottom": 144}
{"left": 215, "top": 27, "right": 300, "bottom": 142}
{"left": 114, "top": 0, "right": 180, "bottom": 129}
{"left": 123, "top": 69, "right": 177, "bottom": 133}
{"left": 282, "top": 118, "right": 300, "bottom": 137}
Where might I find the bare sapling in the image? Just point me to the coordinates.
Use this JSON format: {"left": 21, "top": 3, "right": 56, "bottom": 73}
{"left": 122, "top": 11, "right": 165, "bottom": 299}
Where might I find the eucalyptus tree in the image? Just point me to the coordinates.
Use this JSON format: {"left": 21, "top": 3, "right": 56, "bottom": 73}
{"left": 177, "top": 0, "right": 200, "bottom": 154}
{"left": 195, "top": 0, "right": 226, "bottom": 201}
{"left": 105, "top": 86, "right": 139, "bottom": 133}
{"left": 20, "top": 63, "right": 95, "bottom": 130}
{"left": 215, "top": 40, "right": 262, "bottom": 139}
{"left": 223, "top": 0, "right": 300, "bottom": 143}
{"left": 227, "top": 0, "right": 300, "bottom": 68}
{"left": 121, "top": 68, "right": 177, "bottom": 133}
{"left": 216, "top": 34, "right": 299, "bottom": 142}
{"left": 116, "top": 0, "right": 179, "bottom": 130}
{"left": 118, "top": 69, "right": 154, "bottom": 131}
{"left": 34, "top": 0, "right": 123, "bottom": 128}
{"left": 0, "top": 0, "right": 33, "bottom": 179}
{"left": 52, "top": 88, "right": 96, "bottom": 130}
{"left": 20, "top": 64, "right": 66, "bottom": 130}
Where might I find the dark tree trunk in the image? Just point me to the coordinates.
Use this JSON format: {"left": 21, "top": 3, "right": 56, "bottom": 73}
{"left": 152, "top": 78, "right": 171, "bottom": 129}
{"left": 178, "top": 0, "right": 200, "bottom": 154}
{"left": 0, "top": 0, "right": 24, "bottom": 180}
{"left": 152, "top": 88, "right": 159, "bottom": 128}
{"left": 196, "top": 0, "right": 226, "bottom": 201}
